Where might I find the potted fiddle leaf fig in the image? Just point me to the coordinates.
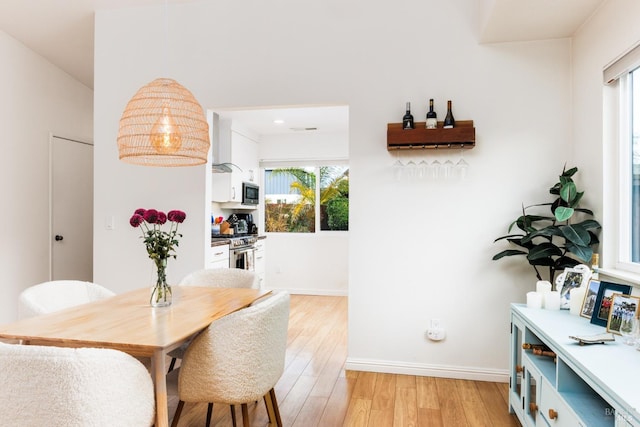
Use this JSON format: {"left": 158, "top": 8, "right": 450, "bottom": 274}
{"left": 493, "top": 166, "right": 601, "bottom": 284}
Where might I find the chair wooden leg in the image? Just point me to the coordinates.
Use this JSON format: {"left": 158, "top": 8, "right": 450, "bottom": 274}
{"left": 206, "top": 403, "right": 213, "bottom": 427}
{"left": 231, "top": 404, "right": 237, "bottom": 427}
{"left": 167, "top": 357, "right": 177, "bottom": 373}
{"left": 269, "top": 388, "right": 283, "bottom": 427}
{"left": 241, "top": 403, "right": 250, "bottom": 427}
{"left": 263, "top": 394, "right": 275, "bottom": 424}
{"left": 171, "top": 400, "right": 184, "bottom": 427}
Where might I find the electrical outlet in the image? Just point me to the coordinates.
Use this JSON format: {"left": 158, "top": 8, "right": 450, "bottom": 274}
{"left": 427, "top": 318, "right": 445, "bottom": 341}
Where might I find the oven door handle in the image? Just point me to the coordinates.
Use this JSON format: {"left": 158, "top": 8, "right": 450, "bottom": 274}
{"left": 233, "top": 247, "right": 255, "bottom": 255}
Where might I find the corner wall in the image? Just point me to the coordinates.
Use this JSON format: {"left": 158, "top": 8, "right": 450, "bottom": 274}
{"left": 0, "top": 31, "right": 93, "bottom": 323}
{"left": 571, "top": 1, "right": 640, "bottom": 272}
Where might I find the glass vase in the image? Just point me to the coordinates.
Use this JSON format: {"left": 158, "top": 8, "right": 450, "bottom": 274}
{"left": 150, "top": 257, "right": 172, "bottom": 307}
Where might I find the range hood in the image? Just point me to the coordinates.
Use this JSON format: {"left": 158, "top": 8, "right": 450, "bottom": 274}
{"left": 211, "top": 112, "right": 240, "bottom": 173}
{"left": 212, "top": 162, "right": 242, "bottom": 173}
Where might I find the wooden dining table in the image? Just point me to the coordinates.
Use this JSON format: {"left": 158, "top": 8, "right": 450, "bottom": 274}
{"left": 0, "top": 285, "right": 271, "bottom": 427}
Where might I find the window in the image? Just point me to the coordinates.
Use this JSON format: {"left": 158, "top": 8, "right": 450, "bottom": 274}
{"left": 264, "top": 166, "right": 349, "bottom": 233}
{"left": 632, "top": 68, "right": 640, "bottom": 262}
{"left": 604, "top": 43, "right": 640, "bottom": 274}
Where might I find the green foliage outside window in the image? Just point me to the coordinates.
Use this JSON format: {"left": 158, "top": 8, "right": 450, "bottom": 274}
{"left": 265, "top": 166, "right": 349, "bottom": 233}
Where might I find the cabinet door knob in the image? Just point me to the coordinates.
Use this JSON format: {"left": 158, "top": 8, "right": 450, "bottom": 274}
{"left": 529, "top": 403, "right": 538, "bottom": 413}
{"left": 55, "top": 235, "right": 64, "bottom": 241}
{"left": 548, "top": 409, "right": 558, "bottom": 420}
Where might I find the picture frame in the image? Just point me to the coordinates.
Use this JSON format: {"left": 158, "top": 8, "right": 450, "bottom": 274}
{"left": 580, "top": 280, "right": 601, "bottom": 319}
{"left": 590, "top": 281, "right": 633, "bottom": 327}
{"left": 559, "top": 266, "right": 591, "bottom": 309}
{"left": 606, "top": 293, "right": 640, "bottom": 335}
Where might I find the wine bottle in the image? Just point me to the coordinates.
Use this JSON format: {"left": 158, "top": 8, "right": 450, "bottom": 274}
{"left": 426, "top": 99, "right": 437, "bottom": 129}
{"left": 591, "top": 253, "right": 599, "bottom": 280}
{"left": 402, "top": 102, "right": 415, "bottom": 130}
{"left": 443, "top": 100, "right": 455, "bottom": 129}
{"left": 522, "top": 343, "right": 547, "bottom": 351}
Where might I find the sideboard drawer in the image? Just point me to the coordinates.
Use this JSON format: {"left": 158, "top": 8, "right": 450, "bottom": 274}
{"left": 539, "top": 377, "right": 583, "bottom": 427}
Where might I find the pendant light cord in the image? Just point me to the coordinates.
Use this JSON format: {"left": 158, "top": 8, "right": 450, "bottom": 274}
{"left": 164, "top": 0, "right": 169, "bottom": 77}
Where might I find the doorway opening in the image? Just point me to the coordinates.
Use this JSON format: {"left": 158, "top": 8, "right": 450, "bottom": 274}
{"left": 208, "top": 104, "right": 349, "bottom": 297}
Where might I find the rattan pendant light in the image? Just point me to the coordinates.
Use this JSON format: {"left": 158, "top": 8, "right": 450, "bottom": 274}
{"left": 117, "top": 78, "right": 210, "bottom": 167}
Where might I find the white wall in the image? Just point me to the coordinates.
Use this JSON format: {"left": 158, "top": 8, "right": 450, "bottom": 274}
{"left": 94, "top": 0, "right": 572, "bottom": 380}
{"left": 572, "top": 1, "right": 640, "bottom": 274}
{"left": 259, "top": 130, "right": 348, "bottom": 164}
{"left": 0, "top": 31, "right": 93, "bottom": 324}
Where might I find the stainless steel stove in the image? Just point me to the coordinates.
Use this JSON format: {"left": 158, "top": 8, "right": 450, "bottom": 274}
{"left": 227, "top": 235, "right": 257, "bottom": 249}
{"left": 210, "top": 235, "right": 258, "bottom": 269}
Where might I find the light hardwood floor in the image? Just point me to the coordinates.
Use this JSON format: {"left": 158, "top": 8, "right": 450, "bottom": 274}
{"left": 169, "top": 295, "right": 521, "bottom": 426}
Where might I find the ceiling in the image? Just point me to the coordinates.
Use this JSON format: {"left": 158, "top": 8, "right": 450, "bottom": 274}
{"left": 213, "top": 105, "right": 349, "bottom": 137}
{"left": 0, "top": 0, "right": 605, "bottom": 90}
{"left": 0, "top": 0, "right": 603, "bottom": 136}
{"left": 479, "top": 0, "right": 604, "bottom": 43}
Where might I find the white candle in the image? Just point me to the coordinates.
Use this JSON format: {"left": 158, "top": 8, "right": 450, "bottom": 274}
{"left": 536, "top": 280, "right": 552, "bottom": 294}
{"left": 527, "top": 291, "right": 543, "bottom": 309}
{"left": 544, "top": 291, "right": 561, "bottom": 310}
{"left": 569, "top": 287, "right": 587, "bottom": 315}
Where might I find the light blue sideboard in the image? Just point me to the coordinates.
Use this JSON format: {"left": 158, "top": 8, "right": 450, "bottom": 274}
{"left": 509, "top": 304, "right": 640, "bottom": 427}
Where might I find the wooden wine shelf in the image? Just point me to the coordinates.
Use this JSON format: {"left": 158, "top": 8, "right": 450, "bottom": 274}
{"left": 387, "top": 120, "right": 475, "bottom": 150}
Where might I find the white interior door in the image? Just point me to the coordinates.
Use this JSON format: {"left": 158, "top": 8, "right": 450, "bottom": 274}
{"left": 51, "top": 136, "right": 93, "bottom": 281}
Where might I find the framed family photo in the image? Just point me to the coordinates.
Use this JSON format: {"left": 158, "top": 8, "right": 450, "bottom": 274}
{"left": 580, "top": 280, "right": 601, "bottom": 319}
{"left": 606, "top": 293, "right": 640, "bottom": 335}
{"left": 559, "top": 266, "right": 591, "bottom": 309}
{"left": 590, "top": 281, "right": 632, "bottom": 327}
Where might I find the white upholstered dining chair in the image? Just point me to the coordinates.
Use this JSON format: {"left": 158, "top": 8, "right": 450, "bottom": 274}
{"left": 167, "top": 268, "right": 259, "bottom": 372}
{"left": 178, "top": 267, "right": 258, "bottom": 289}
{"left": 0, "top": 341, "right": 155, "bottom": 426}
{"left": 169, "top": 291, "right": 290, "bottom": 427}
{"left": 18, "top": 280, "right": 115, "bottom": 319}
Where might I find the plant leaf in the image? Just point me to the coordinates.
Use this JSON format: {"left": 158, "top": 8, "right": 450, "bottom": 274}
{"left": 574, "top": 207, "right": 594, "bottom": 216}
{"left": 492, "top": 249, "right": 527, "bottom": 260}
{"left": 573, "top": 219, "right": 601, "bottom": 230}
{"left": 507, "top": 237, "right": 534, "bottom": 249}
{"left": 527, "top": 243, "right": 562, "bottom": 260}
{"left": 570, "top": 191, "right": 584, "bottom": 207}
{"left": 512, "top": 215, "right": 553, "bottom": 233}
{"left": 565, "top": 242, "right": 593, "bottom": 263}
{"left": 553, "top": 256, "right": 581, "bottom": 271}
{"left": 560, "top": 224, "right": 590, "bottom": 246}
{"left": 528, "top": 257, "right": 555, "bottom": 267}
{"left": 554, "top": 206, "right": 574, "bottom": 222}
{"left": 562, "top": 166, "right": 578, "bottom": 178}
{"left": 493, "top": 234, "right": 525, "bottom": 243}
{"left": 560, "top": 182, "right": 577, "bottom": 203}
{"left": 521, "top": 226, "right": 563, "bottom": 244}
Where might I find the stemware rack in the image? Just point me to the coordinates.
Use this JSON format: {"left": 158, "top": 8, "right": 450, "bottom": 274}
{"left": 387, "top": 120, "right": 475, "bottom": 150}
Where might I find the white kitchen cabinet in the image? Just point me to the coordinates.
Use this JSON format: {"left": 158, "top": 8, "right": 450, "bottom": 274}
{"left": 208, "top": 244, "right": 230, "bottom": 269}
{"left": 211, "top": 118, "right": 259, "bottom": 203}
{"left": 255, "top": 238, "right": 266, "bottom": 288}
{"left": 509, "top": 304, "right": 640, "bottom": 427}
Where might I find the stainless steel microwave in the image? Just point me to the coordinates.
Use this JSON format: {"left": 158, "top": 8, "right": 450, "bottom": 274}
{"left": 242, "top": 182, "right": 259, "bottom": 205}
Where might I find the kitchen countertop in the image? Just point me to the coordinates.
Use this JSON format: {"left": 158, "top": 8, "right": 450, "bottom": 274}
{"left": 210, "top": 235, "right": 266, "bottom": 246}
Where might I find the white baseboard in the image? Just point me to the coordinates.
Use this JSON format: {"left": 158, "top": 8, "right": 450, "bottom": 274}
{"left": 271, "top": 287, "right": 348, "bottom": 297}
{"left": 345, "top": 357, "right": 510, "bottom": 383}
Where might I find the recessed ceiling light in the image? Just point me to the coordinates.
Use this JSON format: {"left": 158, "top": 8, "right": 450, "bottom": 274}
{"left": 273, "top": 119, "right": 285, "bottom": 124}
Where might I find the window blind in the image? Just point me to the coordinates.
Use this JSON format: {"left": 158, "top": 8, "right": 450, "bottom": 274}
{"left": 604, "top": 41, "right": 640, "bottom": 84}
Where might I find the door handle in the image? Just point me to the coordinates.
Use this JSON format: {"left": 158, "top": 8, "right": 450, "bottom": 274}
{"left": 55, "top": 235, "right": 64, "bottom": 241}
